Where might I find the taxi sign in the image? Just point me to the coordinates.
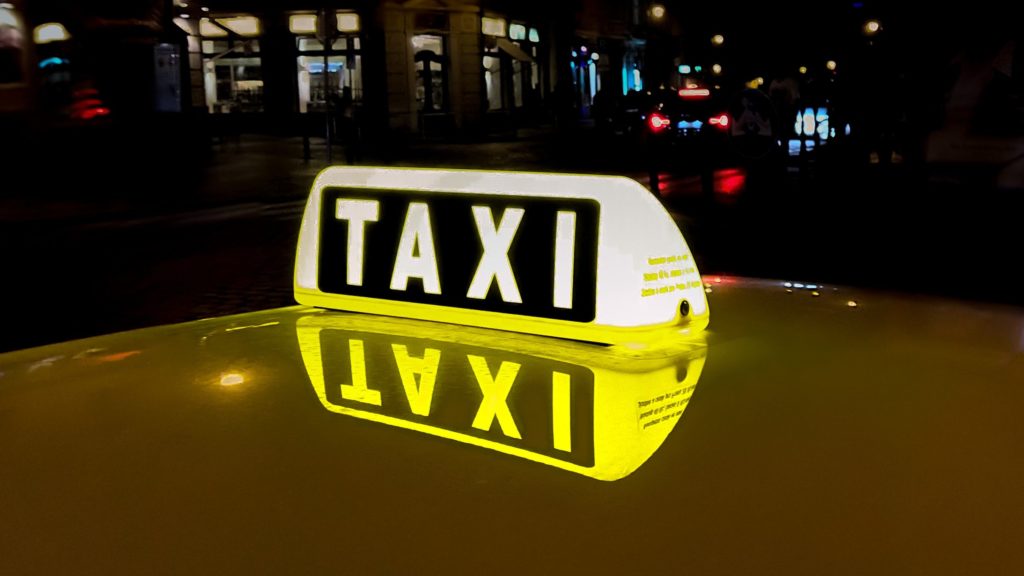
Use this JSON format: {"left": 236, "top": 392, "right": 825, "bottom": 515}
{"left": 295, "top": 168, "right": 709, "bottom": 343}
{"left": 297, "top": 311, "right": 707, "bottom": 480}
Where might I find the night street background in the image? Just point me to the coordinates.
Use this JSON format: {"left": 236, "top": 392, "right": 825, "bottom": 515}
{"left": 3, "top": 125, "right": 1021, "bottom": 352}
{"left": 2, "top": 0, "right": 1022, "bottom": 351}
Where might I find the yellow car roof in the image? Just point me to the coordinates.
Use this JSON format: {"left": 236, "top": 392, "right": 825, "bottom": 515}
{"left": 1, "top": 278, "right": 1022, "bottom": 573}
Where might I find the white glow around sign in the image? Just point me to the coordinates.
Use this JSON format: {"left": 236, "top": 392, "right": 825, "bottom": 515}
{"left": 294, "top": 168, "right": 709, "bottom": 343}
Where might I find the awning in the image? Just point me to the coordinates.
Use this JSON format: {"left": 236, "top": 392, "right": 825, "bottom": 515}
{"left": 496, "top": 38, "right": 532, "bottom": 62}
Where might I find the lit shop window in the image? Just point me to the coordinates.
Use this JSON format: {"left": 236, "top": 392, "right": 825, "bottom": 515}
{"left": 200, "top": 15, "right": 263, "bottom": 113}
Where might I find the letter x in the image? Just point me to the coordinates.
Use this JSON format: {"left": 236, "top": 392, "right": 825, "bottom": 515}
{"left": 466, "top": 206, "right": 524, "bottom": 303}
{"left": 468, "top": 355, "right": 521, "bottom": 439}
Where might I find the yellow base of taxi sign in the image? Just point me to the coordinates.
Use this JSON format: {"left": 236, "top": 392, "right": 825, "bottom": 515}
{"left": 294, "top": 167, "right": 709, "bottom": 343}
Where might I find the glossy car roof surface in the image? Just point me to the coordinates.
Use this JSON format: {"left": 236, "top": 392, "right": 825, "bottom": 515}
{"left": 1, "top": 277, "right": 1022, "bottom": 574}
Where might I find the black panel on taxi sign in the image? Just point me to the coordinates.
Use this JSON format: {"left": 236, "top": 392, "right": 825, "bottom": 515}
{"left": 318, "top": 188, "right": 600, "bottom": 322}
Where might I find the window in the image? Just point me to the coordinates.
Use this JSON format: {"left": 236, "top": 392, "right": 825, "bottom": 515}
{"left": 483, "top": 52, "right": 503, "bottom": 111}
{"left": 293, "top": 25, "right": 362, "bottom": 113}
{"left": 481, "top": 17, "right": 506, "bottom": 37}
{"left": 200, "top": 16, "right": 264, "bottom": 113}
{"left": 412, "top": 34, "right": 446, "bottom": 112}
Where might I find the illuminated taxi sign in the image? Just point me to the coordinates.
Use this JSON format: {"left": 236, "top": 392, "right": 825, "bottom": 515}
{"left": 295, "top": 168, "right": 709, "bottom": 343}
{"left": 297, "top": 313, "right": 707, "bottom": 480}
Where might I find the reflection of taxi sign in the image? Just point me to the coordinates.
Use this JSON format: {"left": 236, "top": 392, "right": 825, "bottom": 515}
{"left": 297, "top": 312, "right": 707, "bottom": 480}
{"left": 295, "top": 168, "right": 709, "bottom": 343}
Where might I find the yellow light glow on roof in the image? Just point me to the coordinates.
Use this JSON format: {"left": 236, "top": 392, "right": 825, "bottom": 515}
{"left": 220, "top": 372, "right": 245, "bottom": 386}
{"left": 297, "top": 313, "right": 707, "bottom": 481}
{"left": 481, "top": 16, "right": 506, "bottom": 37}
{"left": 336, "top": 12, "right": 359, "bottom": 33}
{"left": 219, "top": 16, "right": 260, "bottom": 37}
{"left": 289, "top": 14, "right": 317, "bottom": 35}
{"left": 33, "top": 22, "right": 70, "bottom": 44}
{"left": 294, "top": 168, "right": 709, "bottom": 344}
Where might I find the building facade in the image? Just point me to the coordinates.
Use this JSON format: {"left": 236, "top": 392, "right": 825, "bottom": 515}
{"left": 9, "top": 0, "right": 673, "bottom": 138}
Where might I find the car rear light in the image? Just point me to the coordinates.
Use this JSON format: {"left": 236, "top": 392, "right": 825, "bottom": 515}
{"left": 709, "top": 114, "right": 730, "bottom": 129}
{"left": 648, "top": 112, "right": 671, "bottom": 133}
{"left": 79, "top": 107, "right": 110, "bottom": 120}
{"left": 678, "top": 88, "right": 710, "bottom": 99}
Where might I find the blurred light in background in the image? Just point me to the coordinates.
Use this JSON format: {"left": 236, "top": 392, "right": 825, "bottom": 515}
{"left": 38, "top": 57, "right": 68, "bottom": 69}
{"left": 33, "top": 22, "right": 70, "bottom": 44}
{"left": 679, "top": 88, "right": 709, "bottom": 99}
{"left": 219, "top": 16, "right": 260, "bottom": 36}
{"left": 648, "top": 112, "right": 671, "bottom": 132}
{"left": 802, "top": 108, "right": 816, "bottom": 136}
{"left": 711, "top": 34, "right": 725, "bottom": 46}
{"left": 714, "top": 168, "right": 746, "bottom": 196}
{"left": 481, "top": 16, "right": 506, "bottom": 37}
{"left": 288, "top": 14, "right": 316, "bottom": 34}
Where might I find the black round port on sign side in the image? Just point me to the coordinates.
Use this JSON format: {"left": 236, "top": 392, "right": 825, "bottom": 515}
{"left": 679, "top": 299, "right": 690, "bottom": 317}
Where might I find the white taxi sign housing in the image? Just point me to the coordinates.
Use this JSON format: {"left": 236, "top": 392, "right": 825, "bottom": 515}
{"left": 294, "top": 167, "right": 708, "bottom": 343}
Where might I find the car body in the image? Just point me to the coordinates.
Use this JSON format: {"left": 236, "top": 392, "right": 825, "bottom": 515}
{"left": 2, "top": 277, "right": 1022, "bottom": 573}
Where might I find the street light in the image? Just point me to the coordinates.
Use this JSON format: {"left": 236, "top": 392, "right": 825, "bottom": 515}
{"left": 799, "top": 66, "right": 808, "bottom": 74}
{"left": 650, "top": 4, "right": 666, "bottom": 20}
{"left": 826, "top": 60, "right": 837, "bottom": 71}
{"left": 711, "top": 34, "right": 724, "bottom": 46}
{"left": 712, "top": 63, "right": 722, "bottom": 75}
{"left": 33, "top": 22, "right": 70, "bottom": 44}
{"left": 864, "top": 20, "right": 880, "bottom": 35}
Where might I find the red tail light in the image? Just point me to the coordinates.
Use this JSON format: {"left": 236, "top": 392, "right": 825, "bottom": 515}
{"left": 709, "top": 114, "right": 730, "bottom": 129}
{"left": 678, "top": 88, "right": 710, "bottom": 99}
{"left": 648, "top": 112, "right": 671, "bottom": 133}
{"left": 79, "top": 107, "right": 111, "bottom": 121}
